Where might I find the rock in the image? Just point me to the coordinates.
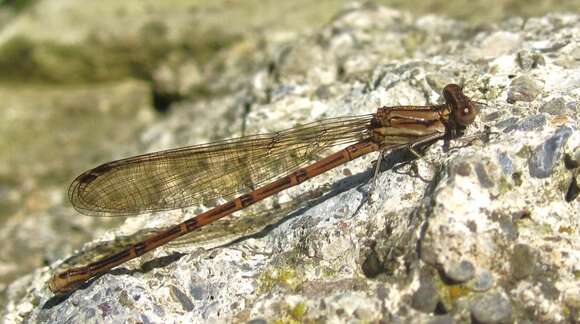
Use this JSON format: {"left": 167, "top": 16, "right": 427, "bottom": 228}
{"left": 510, "top": 244, "right": 537, "bottom": 280}
{"left": 496, "top": 117, "right": 518, "bottom": 132}
{"left": 471, "top": 291, "right": 513, "bottom": 324}
{"left": 504, "top": 114, "right": 546, "bottom": 132}
{"left": 516, "top": 50, "right": 545, "bottom": 70}
{"left": 1, "top": 3, "right": 579, "bottom": 324}
{"left": 539, "top": 97, "right": 568, "bottom": 115}
{"left": 443, "top": 260, "right": 476, "bottom": 283}
{"left": 506, "top": 76, "right": 543, "bottom": 104}
{"left": 468, "top": 269, "right": 494, "bottom": 292}
{"left": 529, "top": 127, "right": 573, "bottom": 178}
{"left": 497, "top": 152, "right": 513, "bottom": 175}
{"left": 412, "top": 272, "right": 439, "bottom": 313}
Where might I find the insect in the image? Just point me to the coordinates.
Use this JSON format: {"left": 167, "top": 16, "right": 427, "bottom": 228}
{"left": 49, "top": 83, "right": 477, "bottom": 293}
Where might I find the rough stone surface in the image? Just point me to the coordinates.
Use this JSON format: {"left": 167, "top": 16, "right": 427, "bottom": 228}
{"left": 1, "top": 3, "right": 579, "bottom": 324}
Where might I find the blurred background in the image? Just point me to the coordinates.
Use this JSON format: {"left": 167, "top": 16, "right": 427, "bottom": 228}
{"left": 0, "top": 0, "right": 578, "bottom": 296}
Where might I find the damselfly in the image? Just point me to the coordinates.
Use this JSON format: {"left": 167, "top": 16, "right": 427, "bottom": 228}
{"left": 49, "top": 84, "right": 477, "bottom": 293}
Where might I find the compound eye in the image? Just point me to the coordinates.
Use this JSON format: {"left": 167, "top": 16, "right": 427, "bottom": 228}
{"left": 442, "top": 84, "right": 477, "bottom": 127}
{"left": 455, "top": 102, "right": 477, "bottom": 126}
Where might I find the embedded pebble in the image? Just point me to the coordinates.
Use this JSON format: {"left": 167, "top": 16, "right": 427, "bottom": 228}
{"left": 471, "top": 292, "right": 513, "bottom": 324}
{"left": 515, "top": 114, "right": 546, "bottom": 131}
{"left": 539, "top": 97, "right": 567, "bottom": 115}
{"left": 411, "top": 280, "right": 439, "bottom": 313}
{"left": 444, "top": 260, "right": 476, "bottom": 283}
{"left": 507, "top": 76, "right": 543, "bottom": 103}
{"left": 482, "top": 111, "right": 500, "bottom": 122}
{"left": 496, "top": 117, "right": 518, "bottom": 131}
{"left": 498, "top": 152, "right": 513, "bottom": 175}
{"left": 475, "top": 163, "right": 494, "bottom": 188}
{"left": 497, "top": 214, "right": 518, "bottom": 240}
{"left": 510, "top": 244, "right": 537, "bottom": 280}
{"left": 170, "top": 286, "right": 194, "bottom": 312}
{"left": 539, "top": 278, "right": 561, "bottom": 300}
{"left": 516, "top": 50, "right": 545, "bottom": 70}
{"left": 529, "top": 127, "right": 572, "bottom": 178}
{"left": 190, "top": 286, "right": 204, "bottom": 300}
{"left": 469, "top": 269, "right": 494, "bottom": 292}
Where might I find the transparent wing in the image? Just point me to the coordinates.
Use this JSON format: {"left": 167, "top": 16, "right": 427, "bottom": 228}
{"left": 69, "top": 115, "right": 373, "bottom": 216}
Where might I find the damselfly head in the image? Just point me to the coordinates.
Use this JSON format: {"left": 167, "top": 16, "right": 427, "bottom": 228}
{"left": 442, "top": 84, "right": 477, "bottom": 127}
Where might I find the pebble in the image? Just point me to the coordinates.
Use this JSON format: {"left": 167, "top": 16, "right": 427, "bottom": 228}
{"left": 503, "top": 114, "right": 546, "bottom": 134}
{"left": 498, "top": 152, "right": 513, "bottom": 175}
{"left": 510, "top": 244, "right": 537, "bottom": 280}
{"left": 516, "top": 114, "right": 546, "bottom": 131}
{"left": 496, "top": 117, "right": 518, "bottom": 131}
{"left": 498, "top": 214, "right": 519, "bottom": 240}
{"left": 516, "top": 50, "right": 545, "bottom": 70}
{"left": 507, "top": 76, "right": 542, "bottom": 103}
{"left": 444, "top": 260, "right": 476, "bottom": 283}
{"left": 471, "top": 292, "right": 513, "bottom": 323}
{"left": 539, "top": 97, "right": 567, "bottom": 115}
{"left": 475, "top": 163, "right": 495, "bottom": 188}
{"left": 412, "top": 280, "right": 439, "bottom": 313}
{"left": 469, "top": 269, "right": 494, "bottom": 292}
{"left": 539, "top": 278, "right": 561, "bottom": 300}
{"left": 170, "top": 286, "right": 194, "bottom": 312}
{"left": 529, "top": 127, "right": 572, "bottom": 178}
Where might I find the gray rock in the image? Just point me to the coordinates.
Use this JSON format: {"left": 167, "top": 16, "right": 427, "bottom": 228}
{"left": 516, "top": 114, "right": 546, "bottom": 132}
{"left": 469, "top": 269, "right": 494, "bottom": 292}
{"left": 506, "top": 76, "right": 543, "bottom": 104}
{"left": 565, "top": 175, "right": 579, "bottom": 202}
{"left": 539, "top": 97, "right": 567, "bottom": 115}
{"left": 471, "top": 292, "right": 513, "bottom": 324}
{"left": 412, "top": 276, "right": 439, "bottom": 313}
{"left": 496, "top": 117, "right": 518, "bottom": 131}
{"left": 169, "top": 285, "right": 194, "bottom": 312}
{"left": 475, "top": 163, "right": 495, "bottom": 188}
{"left": 497, "top": 152, "right": 513, "bottom": 175}
{"left": 516, "top": 50, "right": 545, "bottom": 70}
{"left": 529, "top": 127, "right": 573, "bottom": 178}
{"left": 510, "top": 244, "right": 537, "bottom": 280}
{"left": 497, "top": 214, "right": 519, "bottom": 241}
{"left": 443, "top": 260, "right": 476, "bottom": 283}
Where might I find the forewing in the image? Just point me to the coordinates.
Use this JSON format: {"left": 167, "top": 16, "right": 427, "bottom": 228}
{"left": 69, "top": 115, "right": 372, "bottom": 216}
